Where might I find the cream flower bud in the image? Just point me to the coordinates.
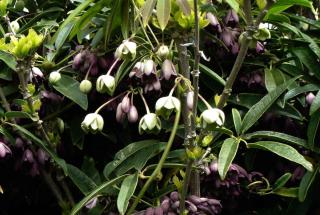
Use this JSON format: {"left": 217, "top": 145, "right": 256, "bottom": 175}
{"left": 114, "top": 40, "right": 137, "bottom": 60}
{"left": 10, "top": 20, "right": 20, "bottom": 32}
{"left": 155, "top": 96, "right": 181, "bottom": 119}
{"left": 79, "top": 80, "right": 92, "bottom": 94}
{"left": 139, "top": 113, "right": 161, "bottom": 134}
{"left": 156, "top": 45, "right": 170, "bottom": 59}
{"left": 81, "top": 113, "right": 104, "bottom": 133}
{"left": 96, "top": 75, "right": 115, "bottom": 95}
{"left": 143, "top": 59, "right": 156, "bottom": 76}
{"left": 200, "top": 108, "right": 225, "bottom": 129}
{"left": 49, "top": 71, "right": 61, "bottom": 84}
{"left": 161, "top": 59, "right": 177, "bottom": 80}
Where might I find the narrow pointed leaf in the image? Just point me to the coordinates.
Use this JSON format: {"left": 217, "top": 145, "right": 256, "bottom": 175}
{"left": 141, "top": 0, "right": 157, "bottom": 27}
{"left": 156, "top": 0, "right": 171, "bottom": 31}
{"left": 240, "top": 76, "right": 299, "bottom": 134}
{"left": 218, "top": 138, "right": 240, "bottom": 180}
{"left": 232, "top": 108, "right": 241, "bottom": 135}
{"left": 273, "top": 173, "right": 292, "bottom": 191}
{"left": 67, "top": 164, "right": 97, "bottom": 195}
{"left": 247, "top": 141, "right": 313, "bottom": 171}
{"left": 307, "top": 111, "right": 320, "bottom": 149}
{"left": 309, "top": 90, "right": 320, "bottom": 115}
{"left": 117, "top": 173, "right": 139, "bottom": 215}
{"left": 176, "top": 0, "right": 191, "bottom": 15}
{"left": 71, "top": 175, "right": 127, "bottom": 215}
{"left": 298, "top": 165, "right": 320, "bottom": 202}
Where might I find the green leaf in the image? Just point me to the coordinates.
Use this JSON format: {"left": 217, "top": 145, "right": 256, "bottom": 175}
{"left": 176, "top": 0, "right": 191, "bottom": 15}
{"left": 156, "top": 0, "right": 171, "bottom": 31}
{"left": 247, "top": 141, "right": 313, "bottom": 171}
{"left": 0, "top": 51, "right": 16, "bottom": 70}
{"left": 225, "top": 0, "right": 239, "bottom": 12}
{"left": 243, "top": 131, "right": 308, "bottom": 149}
{"left": 264, "top": 68, "right": 285, "bottom": 92}
{"left": 298, "top": 165, "right": 320, "bottom": 202}
{"left": 195, "top": 62, "right": 225, "bottom": 86}
{"left": 55, "top": 22, "right": 74, "bottom": 50}
{"left": 307, "top": 111, "right": 320, "bottom": 150}
{"left": 240, "top": 76, "right": 299, "bottom": 134}
{"left": 273, "top": 187, "right": 299, "bottom": 198}
{"left": 266, "top": 0, "right": 314, "bottom": 19}
{"left": 291, "top": 47, "right": 320, "bottom": 79}
{"left": 67, "top": 164, "right": 97, "bottom": 195}
{"left": 71, "top": 175, "right": 127, "bottom": 215}
{"left": 103, "top": 140, "right": 162, "bottom": 178}
{"left": 218, "top": 138, "right": 240, "bottom": 180}
{"left": 273, "top": 173, "right": 292, "bottom": 191}
{"left": 284, "top": 84, "right": 319, "bottom": 104}
{"left": 232, "top": 108, "right": 241, "bottom": 136}
{"left": 117, "top": 173, "right": 139, "bottom": 215}
{"left": 309, "top": 90, "right": 320, "bottom": 115}
{"left": 7, "top": 123, "right": 68, "bottom": 174}
{"left": 141, "top": 0, "right": 157, "bottom": 27}
{"left": 0, "top": 126, "right": 15, "bottom": 145}
{"left": 121, "top": 0, "right": 129, "bottom": 39}
{"left": 69, "top": 0, "right": 105, "bottom": 40}
{"left": 50, "top": 0, "right": 93, "bottom": 45}
{"left": 5, "top": 111, "right": 34, "bottom": 120}
{"left": 103, "top": 0, "right": 121, "bottom": 47}
{"left": 53, "top": 75, "right": 88, "bottom": 110}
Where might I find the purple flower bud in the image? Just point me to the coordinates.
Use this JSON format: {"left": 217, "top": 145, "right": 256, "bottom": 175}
{"left": 89, "top": 65, "right": 99, "bottom": 76}
{"left": 15, "top": 137, "right": 24, "bottom": 149}
{"left": 186, "top": 201, "right": 197, "bottom": 212}
{"left": 121, "top": 95, "right": 131, "bottom": 113}
{"left": 85, "top": 197, "right": 98, "bottom": 209}
{"left": 170, "top": 191, "right": 179, "bottom": 202}
{"left": 72, "top": 52, "right": 84, "bottom": 69}
{"left": 0, "top": 142, "right": 11, "bottom": 158}
{"left": 209, "top": 161, "right": 218, "bottom": 172}
{"left": 224, "top": 10, "right": 239, "bottom": 26}
{"left": 256, "top": 41, "right": 264, "bottom": 53}
{"left": 32, "top": 67, "right": 44, "bottom": 78}
{"left": 30, "top": 162, "right": 40, "bottom": 177}
{"left": 231, "top": 42, "right": 239, "bottom": 55}
{"left": 160, "top": 199, "right": 170, "bottom": 213}
{"left": 116, "top": 103, "right": 126, "bottom": 123}
{"left": 128, "top": 105, "right": 138, "bottom": 123}
{"left": 145, "top": 207, "right": 155, "bottom": 215}
{"left": 306, "top": 92, "right": 315, "bottom": 105}
{"left": 220, "top": 29, "right": 234, "bottom": 47}
{"left": 153, "top": 80, "right": 161, "bottom": 91}
{"left": 207, "top": 12, "right": 222, "bottom": 32}
{"left": 23, "top": 149, "right": 34, "bottom": 163}
{"left": 87, "top": 53, "right": 98, "bottom": 65}
{"left": 37, "top": 148, "right": 49, "bottom": 165}
{"left": 98, "top": 57, "right": 109, "bottom": 69}
{"left": 171, "top": 201, "right": 180, "bottom": 210}
{"left": 154, "top": 207, "right": 164, "bottom": 215}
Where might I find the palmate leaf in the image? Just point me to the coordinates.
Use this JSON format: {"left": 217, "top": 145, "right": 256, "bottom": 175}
{"left": 247, "top": 141, "right": 313, "bottom": 171}
{"left": 232, "top": 108, "right": 242, "bottom": 136}
{"left": 240, "top": 76, "right": 299, "bottom": 134}
{"left": 156, "top": 0, "right": 171, "bottom": 31}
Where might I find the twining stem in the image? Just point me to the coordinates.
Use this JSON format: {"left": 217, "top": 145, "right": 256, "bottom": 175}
{"left": 127, "top": 109, "right": 181, "bottom": 215}
{"left": 217, "top": 0, "right": 274, "bottom": 109}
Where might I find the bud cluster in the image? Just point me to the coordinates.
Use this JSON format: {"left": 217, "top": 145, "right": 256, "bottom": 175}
{"left": 116, "top": 95, "right": 139, "bottom": 123}
{"left": 140, "top": 191, "right": 222, "bottom": 215}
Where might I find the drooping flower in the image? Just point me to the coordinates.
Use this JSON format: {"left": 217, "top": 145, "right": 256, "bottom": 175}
{"left": 48, "top": 71, "right": 61, "bottom": 84}
{"left": 0, "top": 142, "right": 11, "bottom": 158}
{"left": 155, "top": 96, "right": 181, "bottom": 119}
{"left": 114, "top": 40, "right": 137, "bottom": 60}
{"left": 79, "top": 80, "right": 92, "bottom": 94}
{"left": 139, "top": 113, "right": 161, "bottom": 134}
{"left": 96, "top": 75, "right": 115, "bottom": 95}
{"left": 81, "top": 113, "right": 104, "bottom": 133}
{"left": 161, "top": 59, "right": 177, "bottom": 80}
{"left": 200, "top": 108, "right": 225, "bottom": 129}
